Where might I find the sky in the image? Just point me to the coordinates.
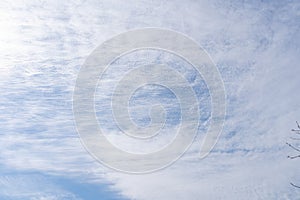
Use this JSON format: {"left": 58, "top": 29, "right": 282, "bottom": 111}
{"left": 0, "top": 0, "right": 300, "bottom": 199}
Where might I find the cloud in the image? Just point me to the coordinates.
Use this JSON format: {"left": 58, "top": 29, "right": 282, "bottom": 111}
{"left": 0, "top": 0, "right": 300, "bottom": 199}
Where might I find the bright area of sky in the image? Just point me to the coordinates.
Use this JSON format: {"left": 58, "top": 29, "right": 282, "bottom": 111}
{"left": 0, "top": 0, "right": 300, "bottom": 199}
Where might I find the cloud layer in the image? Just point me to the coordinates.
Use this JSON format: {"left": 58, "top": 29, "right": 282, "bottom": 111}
{"left": 0, "top": 0, "right": 300, "bottom": 199}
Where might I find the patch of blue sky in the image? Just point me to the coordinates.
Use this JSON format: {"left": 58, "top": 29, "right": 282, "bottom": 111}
{"left": 0, "top": 167, "right": 127, "bottom": 200}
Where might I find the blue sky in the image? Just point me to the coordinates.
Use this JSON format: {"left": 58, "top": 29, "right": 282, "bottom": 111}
{"left": 0, "top": 0, "right": 300, "bottom": 199}
{"left": 0, "top": 167, "right": 125, "bottom": 200}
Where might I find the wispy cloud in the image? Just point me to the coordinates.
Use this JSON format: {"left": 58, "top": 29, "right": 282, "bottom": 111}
{"left": 0, "top": 0, "right": 300, "bottom": 199}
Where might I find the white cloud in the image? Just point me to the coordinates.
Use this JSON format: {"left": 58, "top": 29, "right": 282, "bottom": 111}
{"left": 0, "top": 0, "right": 300, "bottom": 199}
